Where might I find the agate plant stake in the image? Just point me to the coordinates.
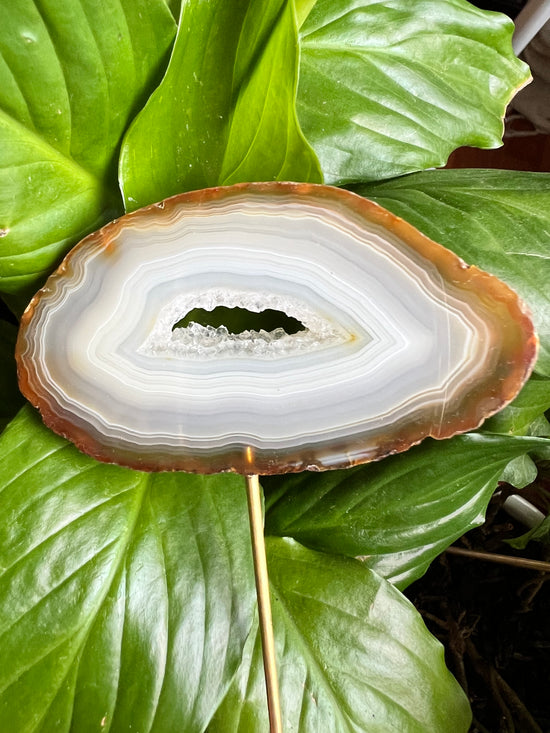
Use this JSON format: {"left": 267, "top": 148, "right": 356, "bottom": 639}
{"left": 16, "top": 182, "right": 538, "bottom": 731}
{"left": 245, "top": 471, "right": 283, "bottom": 732}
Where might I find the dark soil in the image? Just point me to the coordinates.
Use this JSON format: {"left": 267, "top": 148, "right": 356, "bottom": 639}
{"left": 406, "top": 482, "right": 550, "bottom": 733}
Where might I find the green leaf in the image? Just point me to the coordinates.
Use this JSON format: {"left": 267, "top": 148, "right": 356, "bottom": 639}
{"left": 209, "top": 537, "right": 471, "bottom": 733}
{"left": 499, "top": 454, "right": 538, "bottom": 489}
{"left": 0, "top": 407, "right": 255, "bottom": 733}
{"left": 294, "top": 0, "right": 318, "bottom": 27}
{"left": 357, "top": 169, "right": 550, "bottom": 376}
{"left": 508, "top": 514, "right": 550, "bottom": 550}
{"left": 483, "top": 376, "right": 550, "bottom": 435}
{"left": 163, "top": 0, "right": 181, "bottom": 21}
{"left": 0, "top": 320, "right": 24, "bottom": 431}
{"left": 0, "top": 114, "right": 117, "bottom": 297}
{"left": 297, "top": 0, "right": 530, "bottom": 184}
{"left": 483, "top": 376, "right": 550, "bottom": 486}
{"left": 528, "top": 414, "right": 550, "bottom": 437}
{"left": 119, "top": 0, "right": 322, "bottom": 211}
{"left": 265, "top": 434, "right": 550, "bottom": 588}
{"left": 0, "top": 0, "right": 175, "bottom": 297}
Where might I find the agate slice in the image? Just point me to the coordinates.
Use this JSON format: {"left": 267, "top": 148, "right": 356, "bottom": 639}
{"left": 16, "top": 183, "right": 537, "bottom": 474}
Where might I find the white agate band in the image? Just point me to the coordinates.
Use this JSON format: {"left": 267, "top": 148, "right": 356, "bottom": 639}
{"left": 17, "top": 183, "right": 538, "bottom": 473}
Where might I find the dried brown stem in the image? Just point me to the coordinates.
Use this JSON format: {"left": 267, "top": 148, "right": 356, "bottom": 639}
{"left": 446, "top": 546, "right": 550, "bottom": 572}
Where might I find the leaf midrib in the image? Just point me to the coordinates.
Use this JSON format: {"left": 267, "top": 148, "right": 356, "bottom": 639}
{"left": 299, "top": 34, "right": 514, "bottom": 60}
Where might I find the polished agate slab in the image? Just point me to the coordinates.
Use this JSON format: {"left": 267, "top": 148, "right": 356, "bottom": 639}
{"left": 16, "top": 183, "right": 537, "bottom": 473}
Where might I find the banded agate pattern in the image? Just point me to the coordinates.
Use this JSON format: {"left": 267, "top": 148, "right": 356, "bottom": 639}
{"left": 16, "top": 183, "right": 537, "bottom": 473}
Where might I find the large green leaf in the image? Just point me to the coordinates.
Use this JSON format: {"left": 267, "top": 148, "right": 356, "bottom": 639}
{"left": 0, "top": 320, "right": 24, "bottom": 431}
{"left": 264, "top": 434, "right": 550, "bottom": 588}
{"left": 0, "top": 407, "right": 255, "bottom": 733}
{"left": 209, "top": 537, "right": 471, "bottom": 732}
{"left": 297, "top": 0, "right": 529, "bottom": 184}
{"left": 119, "top": 0, "right": 322, "bottom": 211}
{"left": 0, "top": 0, "right": 175, "bottom": 297}
{"left": 357, "top": 169, "right": 550, "bottom": 376}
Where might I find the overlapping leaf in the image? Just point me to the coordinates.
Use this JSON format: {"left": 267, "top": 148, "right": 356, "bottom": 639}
{"left": 209, "top": 538, "right": 471, "bottom": 732}
{"left": 483, "top": 376, "right": 550, "bottom": 486}
{"left": 1, "top": 4, "right": 545, "bottom": 731}
{"left": 0, "top": 0, "right": 175, "bottom": 297}
{"left": 163, "top": 0, "right": 181, "bottom": 20}
{"left": 357, "top": 169, "right": 550, "bottom": 376}
{"left": 508, "top": 514, "right": 550, "bottom": 550}
{"left": 483, "top": 376, "right": 550, "bottom": 436}
{"left": 119, "top": 0, "right": 322, "bottom": 211}
{"left": 296, "top": 0, "right": 530, "bottom": 184}
{"left": 265, "top": 434, "right": 550, "bottom": 588}
{"left": 0, "top": 407, "right": 256, "bottom": 733}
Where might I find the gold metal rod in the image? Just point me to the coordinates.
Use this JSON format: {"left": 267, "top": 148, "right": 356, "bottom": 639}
{"left": 446, "top": 545, "right": 550, "bottom": 572}
{"left": 245, "top": 473, "right": 283, "bottom": 733}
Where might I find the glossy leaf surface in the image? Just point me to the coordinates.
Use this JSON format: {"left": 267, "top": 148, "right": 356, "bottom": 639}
{"left": 483, "top": 377, "right": 550, "bottom": 487}
{"left": 209, "top": 538, "right": 471, "bottom": 732}
{"left": 297, "top": 0, "right": 529, "bottom": 184}
{"left": 0, "top": 4, "right": 545, "bottom": 731}
{"left": 357, "top": 169, "right": 550, "bottom": 375}
{"left": 0, "top": 407, "right": 255, "bottom": 733}
{"left": 265, "top": 434, "right": 550, "bottom": 588}
{"left": 499, "top": 454, "right": 538, "bottom": 489}
{"left": 483, "top": 376, "right": 550, "bottom": 435}
{"left": 120, "top": 0, "right": 321, "bottom": 210}
{"left": 0, "top": 0, "right": 175, "bottom": 296}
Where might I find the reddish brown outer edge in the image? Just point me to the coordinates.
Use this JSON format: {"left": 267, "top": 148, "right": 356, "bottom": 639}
{"left": 16, "top": 182, "right": 538, "bottom": 474}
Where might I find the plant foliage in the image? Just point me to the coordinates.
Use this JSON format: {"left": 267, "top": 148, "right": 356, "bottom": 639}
{"left": 0, "top": 0, "right": 548, "bottom": 731}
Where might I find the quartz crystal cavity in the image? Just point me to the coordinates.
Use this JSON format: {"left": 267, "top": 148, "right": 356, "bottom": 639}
{"left": 16, "top": 182, "right": 538, "bottom": 474}
{"left": 140, "top": 289, "right": 349, "bottom": 359}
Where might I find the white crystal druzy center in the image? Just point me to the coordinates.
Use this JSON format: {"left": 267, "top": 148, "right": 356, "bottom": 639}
{"left": 139, "top": 289, "right": 350, "bottom": 359}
